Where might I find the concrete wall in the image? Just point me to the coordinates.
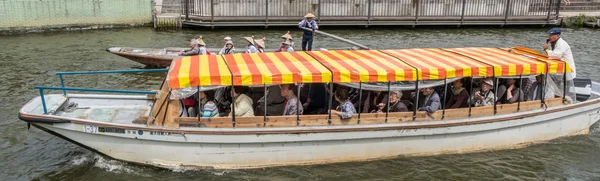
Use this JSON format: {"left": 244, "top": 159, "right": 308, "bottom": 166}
{"left": 0, "top": 0, "right": 152, "bottom": 30}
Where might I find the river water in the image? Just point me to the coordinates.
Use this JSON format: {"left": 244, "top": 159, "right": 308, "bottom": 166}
{"left": 1, "top": 27, "right": 600, "bottom": 180}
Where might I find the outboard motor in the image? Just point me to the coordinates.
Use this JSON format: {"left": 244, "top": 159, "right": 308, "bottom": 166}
{"left": 574, "top": 77, "right": 592, "bottom": 102}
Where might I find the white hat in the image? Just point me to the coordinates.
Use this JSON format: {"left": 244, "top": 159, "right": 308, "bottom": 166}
{"left": 224, "top": 36, "right": 232, "bottom": 41}
{"left": 255, "top": 37, "right": 266, "bottom": 48}
{"left": 196, "top": 36, "right": 206, "bottom": 46}
{"left": 243, "top": 36, "right": 255, "bottom": 45}
{"left": 282, "top": 40, "right": 292, "bottom": 45}
{"left": 482, "top": 78, "right": 493, "bottom": 86}
{"left": 281, "top": 31, "right": 293, "bottom": 40}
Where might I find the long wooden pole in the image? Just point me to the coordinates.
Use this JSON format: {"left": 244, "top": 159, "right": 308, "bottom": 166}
{"left": 300, "top": 27, "right": 370, "bottom": 50}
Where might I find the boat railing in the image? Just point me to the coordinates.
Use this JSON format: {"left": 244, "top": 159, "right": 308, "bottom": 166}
{"left": 37, "top": 69, "right": 169, "bottom": 114}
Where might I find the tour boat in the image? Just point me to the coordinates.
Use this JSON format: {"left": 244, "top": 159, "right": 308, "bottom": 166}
{"left": 20, "top": 46, "right": 599, "bottom": 169}
{"left": 106, "top": 46, "right": 354, "bottom": 67}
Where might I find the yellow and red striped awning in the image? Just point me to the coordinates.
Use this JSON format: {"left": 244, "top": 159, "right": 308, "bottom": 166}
{"left": 222, "top": 52, "right": 332, "bottom": 85}
{"left": 307, "top": 50, "right": 417, "bottom": 82}
{"left": 167, "top": 47, "right": 573, "bottom": 89}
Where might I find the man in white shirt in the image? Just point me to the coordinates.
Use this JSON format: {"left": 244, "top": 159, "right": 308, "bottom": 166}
{"left": 543, "top": 28, "right": 576, "bottom": 80}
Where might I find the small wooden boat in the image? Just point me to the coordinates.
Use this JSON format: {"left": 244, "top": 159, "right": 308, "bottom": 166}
{"left": 20, "top": 47, "right": 596, "bottom": 169}
{"left": 106, "top": 46, "right": 356, "bottom": 68}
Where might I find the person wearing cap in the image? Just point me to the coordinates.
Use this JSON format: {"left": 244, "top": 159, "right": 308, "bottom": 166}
{"left": 243, "top": 36, "right": 258, "bottom": 53}
{"left": 544, "top": 28, "right": 576, "bottom": 80}
{"left": 255, "top": 37, "right": 266, "bottom": 53}
{"left": 472, "top": 78, "right": 496, "bottom": 107}
{"left": 179, "top": 37, "right": 207, "bottom": 56}
{"left": 298, "top": 13, "right": 318, "bottom": 51}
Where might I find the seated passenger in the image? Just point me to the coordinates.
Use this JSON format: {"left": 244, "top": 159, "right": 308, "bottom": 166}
{"left": 179, "top": 37, "right": 207, "bottom": 56}
{"left": 445, "top": 78, "right": 470, "bottom": 109}
{"left": 527, "top": 75, "right": 556, "bottom": 101}
{"left": 218, "top": 40, "right": 235, "bottom": 55}
{"left": 330, "top": 89, "right": 356, "bottom": 119}
{"left": 280, "top": 84, "right": 303, "bottom": 115}
{"left": 416, "top": 87, "right": 440, "bottom": 113}
{"left": 303, "top": 83, "right": 329, "bottom": 114}
{"left": 283, "top": 40, "right": 294, "bottom": 52}
{"left": 256, "top": 37, "right": 266, "bottom": 53}
{"left": 200, "top": 91, "right": 219, "bottom": 118}
{"left": 383, "top": 91, "right": 408, "bottom": 112}
{"left": 243, "top": 36, "right": 259, "bottom": 53}
{"left": 363, "top": 91, "right": 388, "bottom": 113}
{"left": 496, "top": 78, "right": 524, "bottom": 104}
{"left": 179, "top": 94, "right": 197, "bottom": 117}
{"left": 229, "top": 86, "right": 254, "bottom": 117}
{"left": 255, "top": 85, "right": 286, "bottom": 116}
{"left": 472, "top": 78, "right": 496, "bottom": 107}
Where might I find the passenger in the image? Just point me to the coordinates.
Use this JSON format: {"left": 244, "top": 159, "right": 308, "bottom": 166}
{"left": 279, "top": 31, "right": 294, "bottom": 52}
{"left": 243, "top": 36, "right": 259, "bottom": 53}
{"left": 178, "top": 38, "right": 201, "bottom": 56}
{"left": 527, "top": 75, "right": 556, "bottom": 101}
{"left": 330, "top": 88, "right": 356, "bottom": 119}
{"left": 283, "top": 40, "right": 294, "bottom": 52}
{"left": 199, "top": 91, "right": 219, "bottom": 118}
{"left": 472, "top": 78, "right": 496, "bottom": 107}
{"left": 255, "top": 85, "right": 286, "bottom": 116}
{"left": 496, "top": 78, "right": 524, "bottom": 104}
{"left": 255, "top": 37, "right": 266, "bottom": 53}
{"left": 445, "top": 78, "right": 470, "bottom": 109}
{"left": 218, "top": 40, "right": 235, "bottom": 55}
{"left": 377, "top": 91, "right": 408, "bottom": 113}
{"left": 298, "top": 13, "right": 318, "bottom": 51}
{"left": 363, "top": 91, "right": 388, "bottom": 113}
{"left": 416, "top": 87, "right": 440, "bottom": 113}
{"left": 280, "top": 84, "right": 304, "bottom": 115}
{"left": 303, "top": 83, "right": 329, "bottom": 114}
{"left": 179, "top": 94, "right": 197, "bottom": 117}
{"left": 229, "top": 86, "right": 254, "bottom": 117}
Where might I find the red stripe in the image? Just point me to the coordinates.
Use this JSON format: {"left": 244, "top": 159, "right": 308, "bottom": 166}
{"left": 257, "top": 53, "right": 282, "bottom": 84}
{"left": 389, "top": 50, "right": 441, "bottom": 80}
{"left": 208, "top": 55, "right": 222, "bottom": 86}
{"left": 274, "top": 53, "right": 303, "bottom": 83}
{"left": 189, "top": 56, "right": 200, "bottom": 87}
{"left": 424, "top": 49, "right": 486, "bottom": 77}
{"left": 352, "top": 51, "right": 396, "bottom": 82}
{"left": 470, "top": 48, "right": 524, "bottom": 75}
{"left": 305, "top": 52, "right": 336, "bottom": 82}
{"left": 383, "top": 50, "right": 429, "bottom": 80}
{"left": 240, "top": 54, "right": 263, "bottom": 85}
{"left": 336, "top": 51, "right": 379, "bottom": 82}
{"left": 168, "top": 59, "right": 181, "bottom": 89}
{"left": 223, "top": 54, "right": 242, "bottom": 85}
{"left": 448, "top": 49, "right": 506, "bottom": 77}
{"left": 368, "top": 50, "right": 415, "bottom": 80}
{"left": 320, "top": 50, "right": 361, "bottom": 82}
{"left": 413, "top": 49, "right": 462, "bottom": 78}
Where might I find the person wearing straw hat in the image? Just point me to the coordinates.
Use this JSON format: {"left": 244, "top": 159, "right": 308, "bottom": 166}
{"left": 255, "top": 37, "right": 266, "bottom": 53}
{"left": 278, "top": 31, "right": 294, "bottom": 52}
{"left": 243, "top": 36, "right": 258, "bottom": 53}
{"left": 282, "top": 40, "right": 294, "bottom": 52}
{"left": 218, "top": 40, "right": 235, "bottom": 55}
{"left": 179, "top": 37, "right": 207, "bottom": 56}
{"left": 472, "top": 78, "right": 496, "bottom": 107}
{"left": 298, "top": 13, "right": 318, "bottom": 51}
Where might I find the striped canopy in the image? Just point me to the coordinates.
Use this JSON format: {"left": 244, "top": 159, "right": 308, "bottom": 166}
{"left": 167, "top": 47, "right": 572, "bottom": 89}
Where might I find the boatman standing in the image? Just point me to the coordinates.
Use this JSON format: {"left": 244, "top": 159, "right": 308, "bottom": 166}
{"left": 544, "top": 28, "right": 576, "bottom": 80}
{"left": 298, "top": 13, "right": 318, "bottom": 51}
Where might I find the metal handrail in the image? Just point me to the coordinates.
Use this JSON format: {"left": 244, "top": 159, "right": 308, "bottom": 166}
{"left": 56, "top": 69, "right": 168, "bottom": 95}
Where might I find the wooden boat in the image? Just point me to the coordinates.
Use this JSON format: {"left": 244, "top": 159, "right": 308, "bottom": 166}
{"left": 106, "top": 46, "right": 356, "bottom": 67}
{"left": 20, "top": 47, "right": 597, "bottom": 169}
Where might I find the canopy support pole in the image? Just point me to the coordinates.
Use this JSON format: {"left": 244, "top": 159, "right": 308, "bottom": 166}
{"left": 328, "top": 83, "right": 333, "bottom": 125}
{"left": 517, "top": 74, "right": 523, "bottom": 112}
{"left": 357, "top": 81, "right": 362, "bottom": 124}
{"left": 297, "top": 83, "right": 301, "bottom": 126}
{"left": 493, "top": 77, "right": 498, "bottom": 115}
{"left": 468, "top": 78, "right": 473, "bottom": 117}
{"left": 562, "top": 65, "right": 567, "bottom": 104}
{"left": 231, "top": 86, "right": 236, "bottom": 127}
{"left": 413, "top": 81, "right": 419, "bottom": 121}
{"left": 385, "top": 81, "right": 391, "bottom": 123}
{"left": 264, "top": 84, "right": 267, "bottom": 127}
{"left": 442, "top": 78, "right": 448, "bottom": 120}
{"left": 541, "top": 73, "right": 548, "bottom": 108}
{"left": 197, "top": 86, "right": 201, "bottom": 126}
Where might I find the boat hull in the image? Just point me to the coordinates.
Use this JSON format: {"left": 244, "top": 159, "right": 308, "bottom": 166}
{"left": 25, "top": 99, "right": 600, "bottom": 169}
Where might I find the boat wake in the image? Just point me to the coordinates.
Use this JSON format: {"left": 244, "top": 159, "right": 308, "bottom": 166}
{"left": 92, "top": 155, "right": 135, "bottom": 173}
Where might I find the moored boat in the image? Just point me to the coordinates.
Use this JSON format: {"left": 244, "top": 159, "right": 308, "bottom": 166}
{"left": 106, "top": 46, "right": 356, "bottom": 68}
{"left": 20, "top": 47, "right": 598, "bottom": 169}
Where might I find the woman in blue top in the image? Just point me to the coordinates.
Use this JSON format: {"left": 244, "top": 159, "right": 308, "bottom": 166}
{"left": 200, "top": 90, "right": 219, "bottom": 118}
{"left": 330, "top": 88, "right": 356, "bottom": 119}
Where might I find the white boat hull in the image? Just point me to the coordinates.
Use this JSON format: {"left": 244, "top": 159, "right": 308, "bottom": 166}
{"left": 31, "top": 99, "right": 600, "bottom": 169}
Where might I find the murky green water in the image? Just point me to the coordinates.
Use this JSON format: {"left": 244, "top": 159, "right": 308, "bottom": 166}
{"left": 1, "top": 27, "right": 600, "bottom": 180}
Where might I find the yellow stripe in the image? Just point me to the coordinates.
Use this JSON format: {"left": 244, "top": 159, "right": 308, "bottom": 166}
{"left": 177, "top": 56, "right": 191, "bottom": 88}
{"left": 298, "top": 52, "right": 333, "bottom": 82}
{"left": 312, "top": 51, "right": 351, "bottom": 82}
{"left": 448, "top": 48, "right": 503, "bottom": 77}
{"left": 199, "top": 55, "right": 210, "bottom": 86}
{"left": 282, "top": 53, "right": 312, "bottom": 83}
{"left": 249, "top": 53, "right": 273, "bottom": 85}
{"left": 217, "top": 56, "right": 232, "bottom": 85}
{"left": 365, "top": 51, "right": 411, "bottom": 81}
{"left": 408, "top": 49, "right": 458, "bottom": 79}
{"left": 427, "top": 49, "right": 478, "bottom": 77}
{"left": 390, "top": 50, "right": 436, "bottom": 80}
{"left": 330, "top": 51, "right": 372, "bottom": 82}
{"left": 266, "top": 53, "right": 294, "bottom": 84}
{"left": 344, "top": 51, "right": 388, "bottom": 82}
{"left": 231, "top": 54, "right": 253, "bottom": 85}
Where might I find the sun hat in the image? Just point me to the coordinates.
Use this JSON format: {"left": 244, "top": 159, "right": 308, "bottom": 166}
{"left": 281, "top": 31, "right": 293, "bottom": 40}
{"left": 255, "top": 37, "right": 266, "bottom": 48}
{"left": 243, "top": 36, "right": 255, "bottom": 45}
{"left": 196, "top": 36, "right": 206, "bottom": 46}
{"left": 304, "top": 13, "right": 315, "bottom": 18}
{"left": 482, "top": 78, "right": 493, "bottom": 86}
{"left": 224, "top": 36, "right": 232, "bottom": 41}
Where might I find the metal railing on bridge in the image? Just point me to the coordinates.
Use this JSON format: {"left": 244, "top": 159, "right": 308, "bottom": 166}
{"left": 180, "top": 0, "right": 562, "bottom": 26}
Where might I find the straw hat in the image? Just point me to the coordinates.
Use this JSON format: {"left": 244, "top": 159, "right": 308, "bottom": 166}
{"left": 281, "top": 31, "right": 293, "bottom": 40}
{"left": 243, "top": 36, "right": 255, "bottom": 45}
{"left": 196, "top": 36, "right": 206, "bottom": 46}
{"left": 482, "top": 78, "right": 493, "bottom": 86}
{"left": 304, "top": 13, "right": 316, "bottom": 18}
{"left": 255, "top": 37, "right": 266, "bottom": 48}
{"left": 224, "top": 36, "right": 232, "bottom": 41}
